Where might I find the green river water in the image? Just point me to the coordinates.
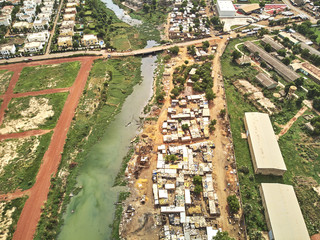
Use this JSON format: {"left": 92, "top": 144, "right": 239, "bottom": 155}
{"left": 58, "top": 41, "right": 158, "bottom": 239}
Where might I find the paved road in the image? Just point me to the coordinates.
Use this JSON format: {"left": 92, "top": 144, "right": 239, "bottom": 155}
{"left": 282, "top": 0, "right": 317, "bottom": 23}
{"left": 45, "top": 0, "right": 64, "bottom": 55}
{"left": 0, "top": 36, "right": 225, "bottom": 64}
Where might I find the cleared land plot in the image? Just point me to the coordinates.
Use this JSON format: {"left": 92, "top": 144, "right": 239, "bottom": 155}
{"left": 14, "top": 62, "right": 80, "bottom": 93}
{"left": 223, "top": 39, "right": 320, "bottom": 236}
{"left": 0, "top": 133, "right": 52, "bottom": 193}
{"left": 0, "top": 70, "right": 13, "bottom": 95}
{"left": 0, "top": 197, "right": 28, "bottom": 240}
{"left": 0, "top": 93, "right": 68, "bottom": 134}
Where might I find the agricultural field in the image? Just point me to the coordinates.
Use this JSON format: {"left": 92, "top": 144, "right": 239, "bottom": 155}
{"left": 0, "top": 70, "right": 13, "bottom": 95}
{"left": 0, "top": 133, "right": 52, "bottom": 193}
{"left": 14, "top": 62, "right": 80, "bottom": 93}
{"left": 0, "top": 197, "right": 28, "bottom": 240}
{"left": 0, "top": 93, "right": 68, "bottom": 134}
{"left": 222, "top": 38, "right": 320, "bottom": 236}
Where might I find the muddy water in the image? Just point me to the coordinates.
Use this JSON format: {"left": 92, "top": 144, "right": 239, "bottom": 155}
{"left": 101, "top": 0, "right": 142, "bottom": 26}
{"left": 58, "top": 41, "right": 158, "bottom": 240}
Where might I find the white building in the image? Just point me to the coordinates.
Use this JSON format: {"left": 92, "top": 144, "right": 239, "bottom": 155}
{"left": 0, "top": 15, "right": 11, "bottom": 26}
{"left": 216, "top": 0, "right": 236, "bottom": 17}
{"left": 37, "top": 13, "right": 51, "bottom": 21}
{"left": 24, "top": 41, "right": 44, "bottom": 52}
{"left": 26, "top": 31, "right": 50, "bottom": 42}
{"left": 0, "top": 44, "right": 16, "bottom": 56}
{"left": 33, "top": 19, "right": 49, "bottom": 31}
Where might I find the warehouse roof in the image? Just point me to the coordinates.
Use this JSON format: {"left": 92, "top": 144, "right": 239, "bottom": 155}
{"left": 261, "top": 36, "right": 284, "bottom": 51}
{"left": 217, "top": 0, "right": 236, "bottom": 12}
{"left": 260, "top": 183, "right": 310, "bottom": 240}
{"left": 244, "top": 41, "right": 300, "bottom": 82}
{"left": 299, "top": 42, "right": 320, "bottom": 58}
{"left": 239, "top": 3, "right": 260, "bottom": 14}
{"left": 245, "top": 112, "right": 286, "bottom": 172}
{"left": 255, "top": 73, "right": 277, "bottom": 88}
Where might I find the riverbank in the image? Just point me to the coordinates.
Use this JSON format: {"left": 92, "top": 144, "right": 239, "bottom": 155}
{"left": 34, "top": 56, "right": 145, "bottom": 239}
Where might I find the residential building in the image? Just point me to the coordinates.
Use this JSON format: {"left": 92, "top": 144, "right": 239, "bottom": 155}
{"left": 18, "top": 14, "right": 33, "bottom": 23}
{"left": 27, "top": 31, "right": 50, "bottom": 42}
{"left": 24, "top": 41, "right": 44, "bottom": 52}
{"left": 0, "top": 15, "right": 11, "bottom": 26}
{"left": 12, "top": 21, "right": 31, "bottom": 30}
{"left": 37, "top": 13, "right": 51, "bottom": 21}
{"left": 66, "top": 2, "right": 77, "bottom": 7}
{"left": 1, "top": 5, "right": 14, "bottom": 15}
{"left": 40, "top": 7, "right": 53, "bottom": 14}
{"left": 33, "top": 19, "right": 49, "bottom": 31}
{"left": 260, "top": 183, "right": 309, "bottom": 240}
{"left": 63, "top": 13, "right": 75, "bottom": 21}
{"left": 235, "top": 55, "right": 251, "bottom": 65}
{"left": 81, "top": 34, "right": 98, "bottom": 46}
{"left": 60, "top": 27, "right": 74, "bottom": 36}
{"left": 244, "top": 112, "right": 287, "bottom": 176}
{"left": 238, "top": 3, "right": 261, "bottom": 14}
{"left": 216, "top": 0, "right": 236, "bottom": 17}
{"left": 57, "top": 36, "right": 72, "bottom": 48}
{"left": 65, "top": 7, "right": 77, "bottom": 14}
{"left": 61, "top": 20, "right": 75, "bottom": 29}
{"left": 0, "top": 44, "right": 16, "bottom": 55}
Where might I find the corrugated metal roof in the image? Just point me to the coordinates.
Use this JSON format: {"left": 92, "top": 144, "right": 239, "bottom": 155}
{"left": 261, "top": 36, "right": 284, "bottom": 51}
{"left": 244, "top": 41, "right": 300, "bottom": 82}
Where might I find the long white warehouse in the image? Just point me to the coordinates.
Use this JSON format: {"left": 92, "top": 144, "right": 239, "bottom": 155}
{"left": 260, "top": 183, "right": 310, "bottom": 240}
{"left": 244, "top": 112, "right": 287, "bottom": 176}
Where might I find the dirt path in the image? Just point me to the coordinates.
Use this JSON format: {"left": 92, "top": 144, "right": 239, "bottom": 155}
{"left": 277, "top": 106, "right": 308, "bottom": 138}
{"left": 0, "top": 129, "right": 52, "bottom": 141}
{"left": 0, "top": 189, "right": 30, "bottom": 202}
{"left": 11, "top": 57, "right": 96, "bottom": 240}
{"left": 0, "top": 87, "right": 70, "bottom": 99}
{"left": 0, "top": 66, "right": 23, "bottom": 125}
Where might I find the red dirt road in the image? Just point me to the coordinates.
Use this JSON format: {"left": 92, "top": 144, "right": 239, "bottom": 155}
{"left": 0, "top": 56, "right": 97, "bottom": 240}
{"left": 0, "top": 129, "right": 52, "bottom": 141}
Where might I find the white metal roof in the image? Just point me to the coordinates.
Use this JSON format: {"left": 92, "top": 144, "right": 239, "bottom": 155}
{"left": 260, "top": 183, "right": 310, "bottom": 240}
{"left": 245, "top": 112, "right": 287, "bottom": 172}
{"left": 217, "top": 0, "right": 236, "bottom": 12}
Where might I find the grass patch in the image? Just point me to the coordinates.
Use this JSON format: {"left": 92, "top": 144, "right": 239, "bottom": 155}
{"left": 35, "top": 57, "right": 143, "bottom": 239}
{"left": 0, "top": 69, "right": 13, "bottom": 95}
{"left": 0, "top": 133, "right": 52, "bottom": 193}
{"left": 1, "top": 92, "right": 68, "bottom": 132}
{"left": 14, "top": 61, "right": 80, "bottom": 93}
{"left": 1, "top": 196, "right": 28, "bottom": 240}
{"left": 113, "top": 147, "right": 134, "bottom": 186}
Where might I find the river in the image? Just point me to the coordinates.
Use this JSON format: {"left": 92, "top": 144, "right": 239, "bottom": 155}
{"left": 58, "top": 38, "right": 158, "bottom": 239}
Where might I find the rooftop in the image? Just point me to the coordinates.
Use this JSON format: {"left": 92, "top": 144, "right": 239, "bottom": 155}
{"left": 245, "top": 112, "right": 286, "bottom": 172}
{"left": 260, "top": 183, "right": 309, "bottom": 240}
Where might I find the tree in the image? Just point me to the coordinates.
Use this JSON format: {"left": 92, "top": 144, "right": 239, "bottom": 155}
{"left": 227, "top": 195, "right": 240, "bottom": 214}
{"left": 209, "top": 119, "right": 217, "bottom": 132}
{"left": 165, "top": 155, "right": 178, "bottom": 163}
{"left": 259, "top": 1, "right": 265, "bottom": 8}
{"left": 313, "top": 97, "right": 320, "bottom": 111}
{"left": 282, "top": 57, "right": 291, "bottom": 65}
{"left": 182, "top": 124, "right": 189, "bottom": 131}
{"left": 301, "top": 48, "right": 310, "bottom": 59}
{"left": 296, "top": 96, "right": 304, "bottom": 107}
{"left": 277, "top": 49, "right": 286, "bottom": 57}
{"left": 205, "top": 88, "right": 216, "bottom": 101}
{"left": 219, "top": 108, "right": 226, "bottom": 118}
{"left": 232, "top": 50, "right": 241, "bottom": 61}
{"left": 294, "top": 77, "right": 304, "bottom": 88}
{"left": 212, "top": 231, "right": 235, "bottom": 240}
{"left": 193, "top": 175, "right": 203, "bottom": 194}
{"left": 169, "top": 46, "right": 179, "bottom": 55}
{"left": 143, "top": 3, "right": 150, "bottom": 13}
{"left": 264, "top": 43, "right": 272, "bottom": 52}
{"left": 202, "top": 41, "right": 210, "bottom": 51}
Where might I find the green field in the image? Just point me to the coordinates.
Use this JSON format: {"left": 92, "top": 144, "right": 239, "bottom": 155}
{"left": 0, "top": 133, "right": 52, "bottom": 193}
{"left": 35, "top": 57, "right": 142, "bottom": 239}
{"left": 0, "top": 69, "right": 13, "bottom": 95}
{"left": 1, "top": 196, "right": 28, "bottom": 240}
{"left": 1, "top": 92, "right": 68, "bottom": 132}
{"left": 222, "top": 38, "right": 320, "bottom": 236}
{"left": 14, "top": 62, "right": 80, "bottom": 93}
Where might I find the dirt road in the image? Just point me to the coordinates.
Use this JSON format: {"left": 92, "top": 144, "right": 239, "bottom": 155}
{"left": 0, "top": 129, "right": 52, "bottom": 141}
{"left": 0, "top": 56, "right": 98, "bottom": 240}
{"left": 277, "top": 106, "right": 308, "bottom": 138}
